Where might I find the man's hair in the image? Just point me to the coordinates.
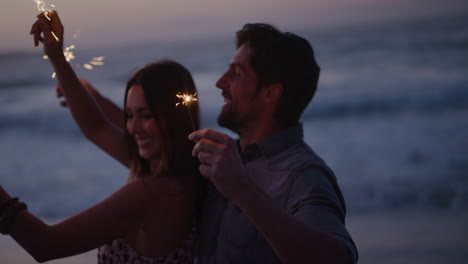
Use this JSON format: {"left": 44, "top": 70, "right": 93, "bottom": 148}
{"left": 236, "top": 23, "right": 320, "bottom": 128}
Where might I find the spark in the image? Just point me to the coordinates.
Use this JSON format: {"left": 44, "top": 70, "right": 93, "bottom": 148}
{"left": 176, "top": 92, "right": 198, "bottom": 107}
{"left": 34, "top": 1, "right": 104, "bottom": 78}
{"left": 176, "top": 92, "right": 197, "bottom": 131}
{"left": 63, "top": 45, "right": 76, "bottom": 62}
{"left": 44, "top": 44, "right": 76, "bottom": 78}
{"left": 44, "top": 47, "right": 105, "bottom": 78}
{"left": 82, "top": 56, "right": 105, "bottom": 71}
{"left": 34, "top": 0, "right": 48, "bottom": 12}
{"left": 89, "top": 56, "right": 105, "bottom": 66}
{"left": 34, "top": 1, "right": 59, "bottom": 42}
{"left": 73, "top": 31, "right": 81, "bottom": 38}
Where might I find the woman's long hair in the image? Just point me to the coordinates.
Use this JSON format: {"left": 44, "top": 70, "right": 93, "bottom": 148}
{"left": 124, "top": 60, "right": 201, "bottom": 179}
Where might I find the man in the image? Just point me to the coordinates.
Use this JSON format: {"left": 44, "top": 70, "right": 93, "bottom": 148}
{"left": 189, "top": 23, "right": 358, "bottom": 263}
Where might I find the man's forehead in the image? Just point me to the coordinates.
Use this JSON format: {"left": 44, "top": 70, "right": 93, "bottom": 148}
{"left": 231, "top": 44, "right": 251, "bottom": 63}
{"left": 229, "top": 62, "right": 246, "bottom": 70}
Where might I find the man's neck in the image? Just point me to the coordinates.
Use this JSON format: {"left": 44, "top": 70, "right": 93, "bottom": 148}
{"left": 238, "top": 121, "right": 281, "bottom": 152}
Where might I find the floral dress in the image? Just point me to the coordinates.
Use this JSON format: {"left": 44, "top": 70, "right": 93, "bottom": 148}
{"left": 97, "top": 228, "right": 196, "bottom": 264}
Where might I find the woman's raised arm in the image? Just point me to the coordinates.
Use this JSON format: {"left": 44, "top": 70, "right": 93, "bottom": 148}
{"left": 56, "top": 80, "right": 126, "bottom": 130}
{"left": 31, "top": 11, "right": 130, "bottom": 168}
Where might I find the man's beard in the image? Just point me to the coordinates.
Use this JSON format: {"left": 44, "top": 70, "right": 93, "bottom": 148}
{"left": 218, "top": 89, "right": 261, "bottom": 134}
{"left": 217, "top": 106, "right": 240, "bottom": 134}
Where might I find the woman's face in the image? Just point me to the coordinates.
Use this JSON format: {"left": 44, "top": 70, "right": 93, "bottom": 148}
{"left": 125, "top": 84, "right": 162, "bottom": 160}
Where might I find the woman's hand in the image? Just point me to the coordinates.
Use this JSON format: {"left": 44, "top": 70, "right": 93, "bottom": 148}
{"left": 30, "top": 11, "right": 64, "bottom": 60}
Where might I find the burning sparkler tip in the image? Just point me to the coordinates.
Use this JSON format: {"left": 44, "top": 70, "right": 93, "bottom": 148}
{"left": 175, "top": 92, "right": 198, "bottom": 107}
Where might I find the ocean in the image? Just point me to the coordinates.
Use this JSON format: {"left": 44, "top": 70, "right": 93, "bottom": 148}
{"left": 0, "top": 13, "right": 467, "bottom": 218}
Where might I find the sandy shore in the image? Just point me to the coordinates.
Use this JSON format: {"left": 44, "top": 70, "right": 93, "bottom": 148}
{"left": 347, "top": 209, "right": 468, "bottom": 264}
{"left": 1, "top": 209, "right": 467, "bottom": 263}
{"left": 0, "top": 237, "right": 96, "bottom": 264}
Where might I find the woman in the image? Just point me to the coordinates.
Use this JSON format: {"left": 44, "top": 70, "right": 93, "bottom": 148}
{"left": 0, "top": 11, "right": 203, "bottom": 263}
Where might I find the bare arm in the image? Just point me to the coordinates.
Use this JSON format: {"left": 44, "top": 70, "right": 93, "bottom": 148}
{"left": 31, "top": 11, "right": 129, "bottom": 167}
{"left": 57, "top": 80, "right": 125, "bottom": 130}
{"left": 0, "top": 183, "right": 154, "bottom": 263}
{"left": 190, "top": 129, "right": 354, "bottom": 264}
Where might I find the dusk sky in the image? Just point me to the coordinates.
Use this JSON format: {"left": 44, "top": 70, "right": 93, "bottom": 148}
{"left": 0, "top": 0, "right": 465, "bottom": 52}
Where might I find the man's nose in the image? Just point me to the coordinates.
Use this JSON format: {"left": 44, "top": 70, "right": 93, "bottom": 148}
{"left": 216, "top": 72, "right": 228, "bottom": 90}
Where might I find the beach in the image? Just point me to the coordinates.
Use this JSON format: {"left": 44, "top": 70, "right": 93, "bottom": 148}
{"left": 1, "top": 10, "right": 467, "bottom": 264}
{"left": 1, "top": 209, "right": 467, "bottom": 263}
{"left": 0, "top": 238, "right": 96, "bottom": 263}
{"left": 348, "top": 209, "right": 468, "bottom": 264}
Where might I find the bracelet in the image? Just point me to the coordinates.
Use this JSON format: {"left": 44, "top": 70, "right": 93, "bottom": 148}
{"left": 0, "top": 202, "right": 27, "bottom": 235}
{"left": 0, "top": 197, "right": 19, "bottom": 216}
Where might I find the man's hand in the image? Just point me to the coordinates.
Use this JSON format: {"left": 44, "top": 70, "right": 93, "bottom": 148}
{"left": 189, "top": 129, "right": 251, "bottom": 201}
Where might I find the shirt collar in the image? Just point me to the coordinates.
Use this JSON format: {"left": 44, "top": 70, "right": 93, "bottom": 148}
{"left": 240, "top": 123, "right": 304, "bottom": 161}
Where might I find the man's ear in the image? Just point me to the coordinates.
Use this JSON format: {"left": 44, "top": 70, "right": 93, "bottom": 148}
{"left": 264, "top": 82, "right": 283, "bottom": 104}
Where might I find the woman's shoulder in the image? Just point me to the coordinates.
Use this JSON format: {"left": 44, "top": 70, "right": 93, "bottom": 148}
{"left": 128, "top": 174, "right": 197, "bottom": 200}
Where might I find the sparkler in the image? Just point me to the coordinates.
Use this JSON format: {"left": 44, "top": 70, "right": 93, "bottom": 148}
{"left": 176, "top": 92, "right": 198, "bottom": 131}
{"left": 35, "top": 1, "right": 105, "bottom": 78}
{"left": 34, "top": 0, "right": 59, "bottom": 41}
{"left": 176, "top": 93, "right": 197, "bottom": 107}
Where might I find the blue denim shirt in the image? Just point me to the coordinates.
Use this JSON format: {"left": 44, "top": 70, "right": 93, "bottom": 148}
{"left": 197, "top": 124, "right": 358, "bottom": 263}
